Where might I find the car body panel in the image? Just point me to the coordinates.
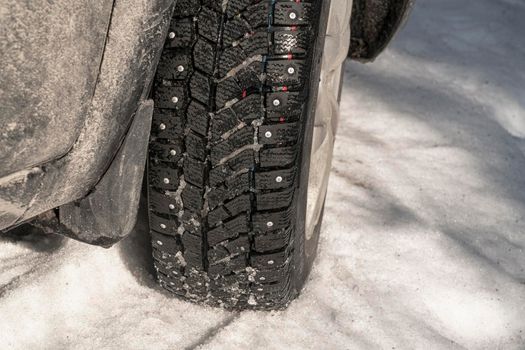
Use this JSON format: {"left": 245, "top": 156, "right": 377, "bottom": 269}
{"left": 0, "top": 0, "right": 114, "bottom": 178}
{"left": 0, "top": 0, "right": 175, "bottom": 231}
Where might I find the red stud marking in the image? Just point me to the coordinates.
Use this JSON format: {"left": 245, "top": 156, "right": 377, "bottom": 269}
{"left": 242, "top": 90, "right": 247, "bottom": 98}
{"left": 279, "top": 116, "right": 286, "bottom": 123}
{"left": 287, "top": 53, "right": 293, "bottom": 60}
{"left": 291, "top": 25, "right": 297, "bottom": 31}
{"left": 282, "top": 86, "right": 288, "bottom": 91}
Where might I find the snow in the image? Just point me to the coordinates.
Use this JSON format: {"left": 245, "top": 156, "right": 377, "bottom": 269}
{"left": 1, "top": 0, "right": 525, "bottom": 348}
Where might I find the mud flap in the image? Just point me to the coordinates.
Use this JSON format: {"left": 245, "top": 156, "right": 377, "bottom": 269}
{"left": 57, "top": 100, "right": 154, "bottom": 247}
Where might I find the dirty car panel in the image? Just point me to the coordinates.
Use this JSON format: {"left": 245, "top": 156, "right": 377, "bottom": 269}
{"left": 0, "top": 0, "right": 175, "bottom": 234}
{"left": 0, "top": 0, "right": 113, "bottom": 178}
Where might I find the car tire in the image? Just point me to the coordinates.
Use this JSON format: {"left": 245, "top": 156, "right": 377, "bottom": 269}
{"left": 146, "top": 0, "right": 347, "bottom": 310}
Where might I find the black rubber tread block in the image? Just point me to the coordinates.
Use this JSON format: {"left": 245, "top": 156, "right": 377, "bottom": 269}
{"left": 202, "top": 0, "right": 223, "bottom": 12}
{"left": 256, "top": 187, "right": 295, "bottom": 211}
{"left": 231, "top": 94, "right": 264, "bottom": 122}
{"left": 158, "top": 276, "right": 186, "bottom": 295}
{"left": 223, "top": 17, "right": 251, "bottom": 46}
{"left": 224, "top": 193, "right": 251, "bottom": 217}
{"left": 197, "top": 6, "right": 222, "bottom": 42}
{"left": 251, "top": 280, "right": 292, "bottom": 305}
{"left": 154, "top": 254, "right": 185, "bottom": 274}
{"left": 217, "top": 62, "right": 263, "bottom": 104}
{"left": 239, "top": 31, "right": 269, "bottom": 57}
{"left": 211, "top": 108, "right": 240, "bottom": 141}
{"left": 255, "top": 167, "right": 296, "bottom": 190}
{"left": 259, "top": 146, "right": 297, "bottom": 167}
{"left": 189, "top": 72, "right": 212, "bottom": 104}
{"left": 251, "top": 273, "right": 291, "bottom": 291}
{"left": 151, "top": 231, "right": 182, "bottom": 252}
{"left": 218, "top": 46, "right": 247, "bottom": 77}
{"left": 157, "top": 267, "right": 185, "bottom": 287}
{"left": 216, "top": 77, "right": 242, "bottom": 108}
{"left": 173, "top": 0, "right": 201, "bottom": 17}
{"left": 252, "top": 260, "right": 291, "bottom": 283}
{"left": 186, "top": 100, "right": 210, "bottom": 136}
{"left": 224, "top": 235, "right": 250, "bottom": 255}
{"left": 181, "top": 232, "right": 204, "bottom": 254}
{"left": 266, "top": 59, "right": 306, "bottom": 87}
{"left": 243, "top": 2, "right": 269, "bottom": 28}
{"left": 183, "top": 156, "right": 207, "bottom": 187}
{"left": 253, "top": 227, "right": 292, "bottom": 252}
{"left": 251, "top": 284, "right": 291, "bottom": 303}
{"left": 149, "top": 190, "right": 179, "bottom": 214}
{"left": 208, "top": 206, "right": 229, "bottom": 226}
{"left": 258, "top": 122, "right": 299, "bottom": 145}
{"left": 153, "top": 259, "right": 183, "bottom": 280}
{"left": 181, "top": 183, "right": 205, "bottom": 212}
{"left": 184, "top": 274, "right": 209, "bottom": 295}
{"left": 150, "top": 213, "right": 178, "bottom": 235}
{"left": 156, "top": 265, "right": 180, "bottom": 285}
{"left": 148, "top": 160, "right": 180, "bottom": 190}
{"left": 210, "top": 272, "right": 249, "bottom": 291}
{"left": 150, "top": 108, "right": 185, "bottom": 139}
{"left": 208, "top": 245, "right": 229, "bottom": 264}
{"left": 208, "top": 171, "right": 251, "bottom": 208}
{"left": 185, "top": 131, "right": 207, "bottom": 161}
{"left": 265, "top": 111, "right": 301, "bottom": 124}
{"left": 193, "top": 39, "right": 216, "bottom": 75}
{"left": 224, "top": 234, "right": 250, "bottom": 256}
{"left": 208, "top": 184, "right": 250, "bottom": 212}
{"left": 209, "top": 150, "right": 253, "bottom": 187}
{"left": 236, "top": 64, "right": 263, "bottom": 88}
{"left": 251, "top": 249, "right": 289, "bottom": 270}
{"left": 265, "top": 91, "right": 303, "bottom": 119}
{"left": 207, "top": 214, "right": 250, "bottom": 246}
{"left": 273, "top": 2, "right": 312, "bottom": 26}
{"left": 208, "top": 253, "right": 248, "bottom": 276}
{"left": 159, "top": 282, "right": 186, "bottom": 296}
{"left": 153, "top": 249, "right": 186, "bottom": 273}
{"left": 166, "top": 19, "right": 195, "bottom": 48}
{"left": 210, "top": 126, "right": 254, "bottom": 165}
{"left": 253, "top": 208, "right": 293, "bottom": 233}
{"left": 185, "top": 252, "right": 205, "bottom": 270}
{"left": 220, "top": 33, "right": 269, "bottom": 78}
{"left": 226, "top": 0, "right": 254, "bottom": 18}
{"left": 208, "top": 193, "right": 251, "bottom": 225}
{"left": 157, "top": 50, "right": 191, "bottom": 80}
{"left": 208, "top": 235, "right": 250, "bottom": 265}
{"left": 274, "top": 30, "right": 310, "bottom": 55}
{"left": 149, "top": 141, "right": 183, "bottom": 163}
{"left": 154, "top": 83, "right": 186, "bottom": 109}
{"left": 219, "top": 148, "right": 255, "bottom": 173}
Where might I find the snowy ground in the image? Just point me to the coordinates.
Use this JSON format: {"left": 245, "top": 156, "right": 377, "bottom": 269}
{"left": 1, "top": 0, "right": 525, "bottom": 349}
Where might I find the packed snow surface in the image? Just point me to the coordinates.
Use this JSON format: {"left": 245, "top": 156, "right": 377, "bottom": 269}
{"left": 1, "top": 0, "right": 524, "bottom": 348}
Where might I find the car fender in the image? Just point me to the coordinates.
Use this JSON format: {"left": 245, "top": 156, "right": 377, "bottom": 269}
{"left": 0, "top": 0, "right": 174, "bottom": 234}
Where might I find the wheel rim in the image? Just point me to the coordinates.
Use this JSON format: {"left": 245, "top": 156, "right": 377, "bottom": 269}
{"left": 305, "top": 0, "right": 352, "bottom": 240}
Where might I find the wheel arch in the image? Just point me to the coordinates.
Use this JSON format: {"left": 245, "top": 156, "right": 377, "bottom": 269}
{"left": 349, "top": 0, "right": 415, "bottom": 61}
